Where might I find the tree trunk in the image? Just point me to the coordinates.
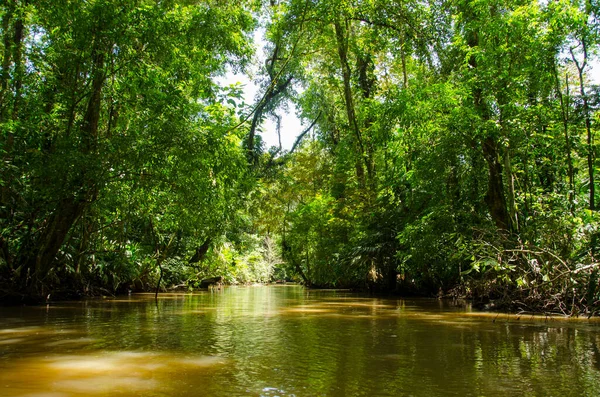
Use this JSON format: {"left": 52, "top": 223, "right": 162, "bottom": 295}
{"left": 400, "top": 42, "right": 408, "bottom": 89}
{"left": 504, "top": 146, "right": 518, "bottom": 231}
{"left": 82, "top": 51, "right": 105, "bottom": 153}
{"left": 11, "top": 12, "right": 23, "bottom": 120}
{"left": 188, "top": 238, "right": 212, "bottom": 263}
{"left": 570, "top": 37, "right": 593, "bottom": 209}
{"left": 466, "top": 26, "right": 511, "bottom": 231}
{"left": 1, "top": 0, "right": 23, "bottom": 208}
{"left": 0, "top": 0, "right": 15, "bottom": 119}
{"left": 555, "top": 69, "right": 575, "bottom": 213}
{"left": 0, "top": 1, "right": 24, "bottom": 270}
{"left": 482, "top": 136, "right": 511, "bottom": 231}
{"left": 155, "top": 256, "right": 164, "bottom": 301}
{"left": 32, "top": 197, "right": 86, "bottom": 281}
{"left": 333, "top": 18, "right": 371, "bottom": 184}
{"left": 357, "top": 52, "right": 376, "bottom": 189}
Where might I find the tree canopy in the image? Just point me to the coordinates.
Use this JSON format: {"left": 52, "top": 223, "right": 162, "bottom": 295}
{"left": 2, "top": 0, "right": 600, "bottom": 314}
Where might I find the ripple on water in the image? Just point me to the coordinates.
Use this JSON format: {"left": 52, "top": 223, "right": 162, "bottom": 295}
{"left": 54, "top": 375, "right": 159, "bottom": 393}
{"left": 44, "top": 338, "right": 96, "bottom": 347}
{"left": 0, "top": 337, "right": 26, "bottom": 345}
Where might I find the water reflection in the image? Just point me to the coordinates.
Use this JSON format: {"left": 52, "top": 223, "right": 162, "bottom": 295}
{"left": 0, "top": 351, "right": 226, "bottom": 396}
{"left": 0, "top": 286, "right": 599, "bottom": 396}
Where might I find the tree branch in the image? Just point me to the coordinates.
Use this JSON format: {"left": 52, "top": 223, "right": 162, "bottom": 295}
{"left": 289, "top": 111, "right": 321, "bottom": 153}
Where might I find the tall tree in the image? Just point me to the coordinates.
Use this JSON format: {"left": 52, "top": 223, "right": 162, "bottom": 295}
{"left": 0, "top": 0, "right": 255, "bottom": 298}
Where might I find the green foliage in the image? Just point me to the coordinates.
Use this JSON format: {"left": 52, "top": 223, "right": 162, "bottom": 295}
{"left": 2, "top": 0, "right": 600, "bottom": 315}
{"left": 0, "top": 0, "right": 256, "bottom": 299}
{"left": 187, "top": 233, "right": 282, "bottom": 287}
{"left": 244, "top": 0, "right": 600, "bottom": 315}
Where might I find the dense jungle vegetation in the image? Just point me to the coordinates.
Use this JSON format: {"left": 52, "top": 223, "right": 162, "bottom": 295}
{"left": 1, "top": 0, "right": 600, "bottom": 314}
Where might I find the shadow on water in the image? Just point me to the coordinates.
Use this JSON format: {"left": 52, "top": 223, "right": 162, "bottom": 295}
{"left": 1, "top": 285, "right": 600, "bottom": 396}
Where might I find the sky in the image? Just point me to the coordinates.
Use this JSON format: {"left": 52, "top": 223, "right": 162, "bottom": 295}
{"left": 222, "top": 72, "right": 304, "bottom": 152}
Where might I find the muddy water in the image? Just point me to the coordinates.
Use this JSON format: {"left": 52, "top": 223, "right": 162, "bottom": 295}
{"left": 1, "top": 285, "right": 600, "bottom": 396}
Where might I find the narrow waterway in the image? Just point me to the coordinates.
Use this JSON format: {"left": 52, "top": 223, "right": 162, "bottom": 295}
{"left": 1, "top": 285, "right": 599, "bottom": 396}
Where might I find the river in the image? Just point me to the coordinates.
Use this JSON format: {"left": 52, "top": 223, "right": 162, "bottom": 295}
{"left": 1, "top": 285, "right": 599, "bottom": 396}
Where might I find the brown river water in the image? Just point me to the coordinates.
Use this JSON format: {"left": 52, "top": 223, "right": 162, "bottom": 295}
{"left": 1, "top": 285, "right": 600, "bottom": 396}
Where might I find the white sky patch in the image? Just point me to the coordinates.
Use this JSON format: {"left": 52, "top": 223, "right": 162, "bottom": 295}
{"left": 221, "top": 71, "right": 304, "bottom": 152}
{"left": 588, "top": 60, "right": 600, "bottom": 84}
